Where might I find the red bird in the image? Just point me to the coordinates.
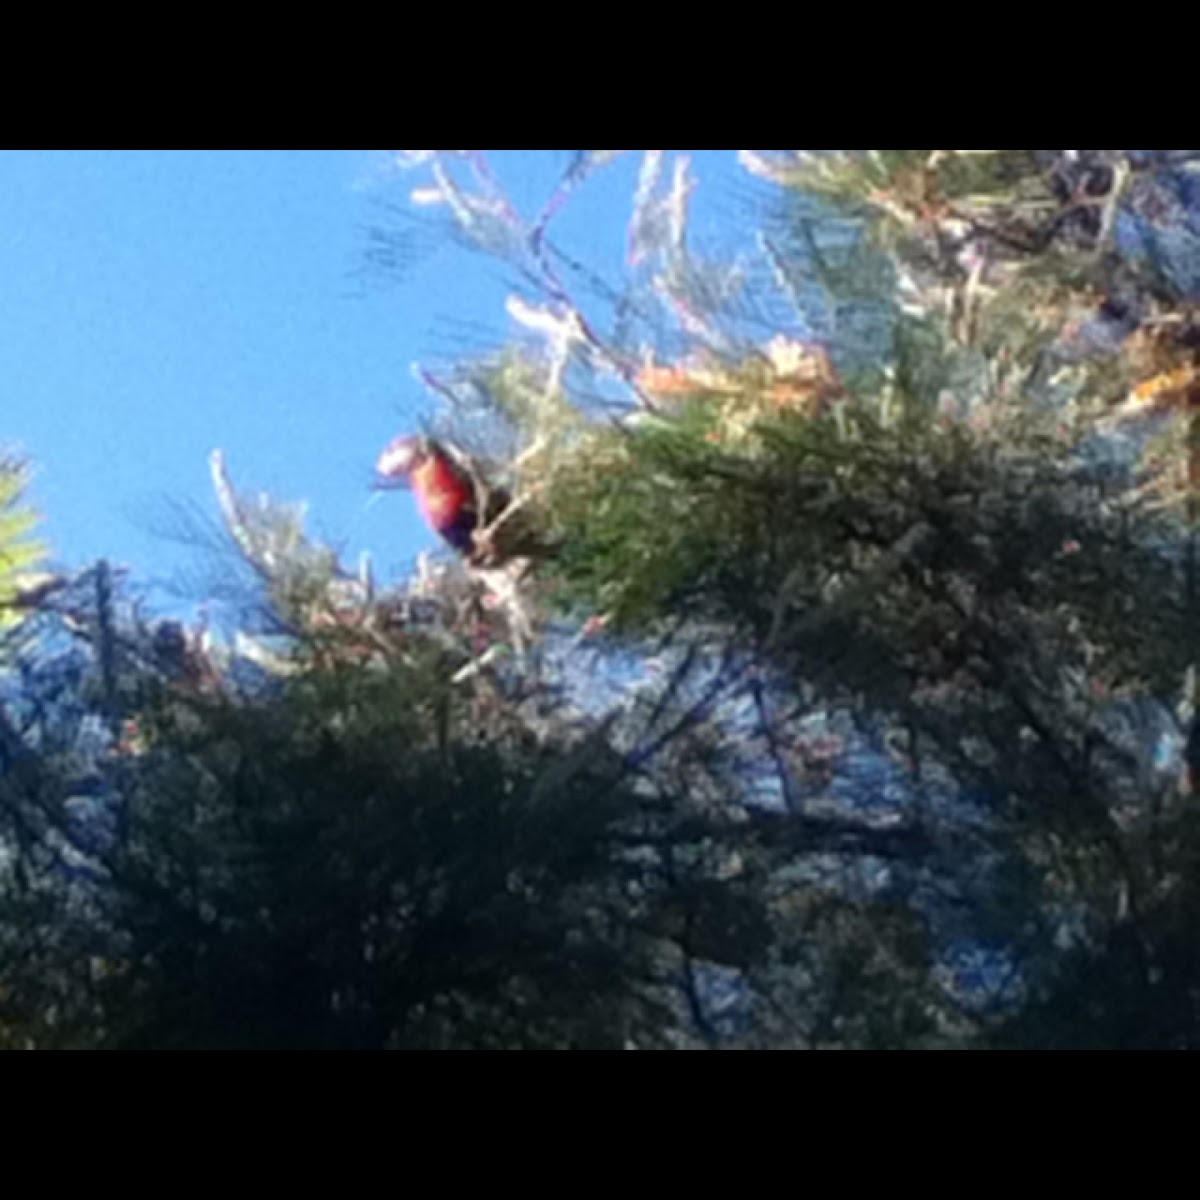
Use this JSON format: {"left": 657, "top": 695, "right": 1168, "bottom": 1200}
{"left": 377, "top": 436, "right": 510, "bottom": 561}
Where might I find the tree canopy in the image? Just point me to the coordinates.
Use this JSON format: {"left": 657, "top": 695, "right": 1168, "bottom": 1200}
{"left": 4, "top": 149, "right": 1200, "bottom": 1049}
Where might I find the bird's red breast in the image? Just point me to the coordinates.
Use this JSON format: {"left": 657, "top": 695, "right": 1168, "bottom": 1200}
{"left": 411, "top": 451, "right": 476, "bottom": 533}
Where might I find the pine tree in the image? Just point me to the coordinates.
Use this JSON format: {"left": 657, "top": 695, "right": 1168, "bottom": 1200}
{"left": 0, "top": 447, "right": 774, "bottom": 1049}
{"left": 11, "top": 152, "right": 1200, "bottom": 1048}
{"left": 378, "top": 150, "right": 1200, "bottom": 1046}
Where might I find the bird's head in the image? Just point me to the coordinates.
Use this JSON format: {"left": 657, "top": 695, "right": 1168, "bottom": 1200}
{"left": 375, "top": 435, "right": 433, "bottom": 489}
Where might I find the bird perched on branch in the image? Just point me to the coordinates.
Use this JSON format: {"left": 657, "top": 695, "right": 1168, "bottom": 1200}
{"left": 376, "top": 435, "right": 553, "bottom": 659}
{"left": 376, "top": 435, "right": 545, "bottom": 568}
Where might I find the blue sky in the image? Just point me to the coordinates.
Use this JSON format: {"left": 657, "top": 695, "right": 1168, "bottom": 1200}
{"left": 0, "top": 150, "right": 747, "bottom": 613}
{"left": 2, "top": 150, "right": 419, "bottom": 596}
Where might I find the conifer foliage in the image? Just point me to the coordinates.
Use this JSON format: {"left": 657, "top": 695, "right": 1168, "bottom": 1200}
{"left": 0, "top": 455, "right": 48, "bottom": 636}
{"left": 5, "top": 151, "right": 1200, "bottom": 1048}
